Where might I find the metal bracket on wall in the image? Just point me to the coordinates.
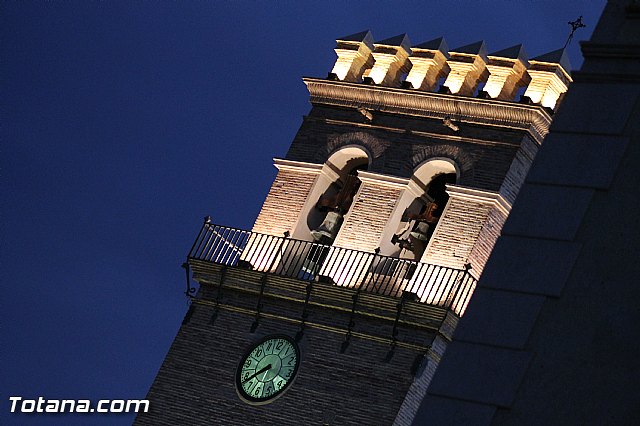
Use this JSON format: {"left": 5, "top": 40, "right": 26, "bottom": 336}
{"left": 250, "top": 273, "right": 269, "bottom": 333}
{"left": 209, "top": 265, "right": 226, "bottom": 325}
{"left": 295, "top": 280, "right": 314, "bottom": 342}
{"left": 182, "top": 261, "right": 197, "bottom": 298}
{"left": 385, "top": 291, "right": 415, "bottom": 362}
{"left": 410, "top": 347, "right": 430, "bottom": 377}
{"left": 250, "top": 231, "right": 289, "bottom": 333}
{"left": 181, "top": 262, "right": 197, "bottom": 325}
{"left": 340, "top": 289, "right": 361, "bottom": 353}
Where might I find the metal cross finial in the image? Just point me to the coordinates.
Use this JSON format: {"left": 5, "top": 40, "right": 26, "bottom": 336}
{"left": 564, "top": 16, "right": 586, "bottom": 49}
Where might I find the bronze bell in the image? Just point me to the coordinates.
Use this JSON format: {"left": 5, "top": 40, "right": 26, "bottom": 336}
{"left": 311, "top": 211, "right": 343, "bottom": 243}
{"left": 409, "top": 222, "right": 430, "bottom": 242}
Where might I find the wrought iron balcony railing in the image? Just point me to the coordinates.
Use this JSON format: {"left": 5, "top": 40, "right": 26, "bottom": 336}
{"left": 188, "top": 219, "right": 477, "bottom": 316}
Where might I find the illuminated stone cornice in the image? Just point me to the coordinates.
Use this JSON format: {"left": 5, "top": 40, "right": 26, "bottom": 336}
{"left": 445, "top": 184, "right": 511, "bottom": 214}
{"left": 273, "top": 158, "right": 323, "bottom": 174}
{"left": 357, "top": 171, "right": 409, "bottom": 189}
{"left": 273, "top": 158, "right": 343, "bottom": 182}
{"left": 303, "top": 78, "right": 552, "bottom": 144}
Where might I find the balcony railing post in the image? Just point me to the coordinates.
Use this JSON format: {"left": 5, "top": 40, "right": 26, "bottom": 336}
{"left": 188, "top": 216, "right": 212, "bottom": 258}
{"left": 447, "top": 263, "right": 472, "bottom": 313}
{"left": 267, "top": 231, "right": 290, "bottom": 272}
{"left": 456, "top": 270, "right": 477, "bottom": 316}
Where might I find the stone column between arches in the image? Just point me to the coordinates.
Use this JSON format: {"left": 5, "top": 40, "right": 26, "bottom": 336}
{"left": 421, "top": 185, "right": 511, "bottom": 278}
{"left": 252, "top": 159, "right": 322, "bottom": 236}
{"left": 332, "top": 171, "right": 407, "bottom": 253}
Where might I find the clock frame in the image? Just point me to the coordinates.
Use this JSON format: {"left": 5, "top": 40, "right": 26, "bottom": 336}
{"left": 235, "top": 334, "right": 300, "bottom": 405}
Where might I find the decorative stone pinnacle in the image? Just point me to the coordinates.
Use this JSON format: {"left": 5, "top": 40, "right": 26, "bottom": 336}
{"left": 367, "top": 34, "right": 412, "bottom": 86}
{"left": 523, "top": 48, "right": 573, "bottom": 109}
{"left": 330, "top": 30, "right": 375, "bottom": 82}
{"left": 405, "top": 37, "right": 450, "bottom": 91}
{"left": 484, "top": 44, "right": 530, "bottom": 100}
{"left": 442, "top": 41, "right": 489, "bottom": 95}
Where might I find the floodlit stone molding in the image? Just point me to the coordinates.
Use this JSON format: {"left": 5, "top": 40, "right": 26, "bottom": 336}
{"left": 405, "top": 37, "right": 450, "bottom": 91}
{"left": 442, "top": 41, "right": 489, "bottom": 95}
{"left": 523, "top": 48, "right": 573, "bottom": 109}
{"left": 484, "top": 44, "right": 531, "bottom": 100}
{"left": 303, "top": 78, "right": 553, "bottom": 143}
{"left": 367, "top": 34, "right": 412, "bottom": 86}
{"left": 330, "top": 30, "right": 375, "bottom": 82}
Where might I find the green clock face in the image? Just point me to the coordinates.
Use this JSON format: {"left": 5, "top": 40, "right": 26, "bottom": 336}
{"left": 235, "top": 335, "right": 300, "bottom": 404}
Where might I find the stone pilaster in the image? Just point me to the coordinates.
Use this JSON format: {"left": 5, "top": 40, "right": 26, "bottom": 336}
{"left": 333, "top": 171, "right": 405, "bottom": 252}
{"left": 252, "top": 159, "right": 322, "bottom": 236}
{"left": 467, "top": 203, "right": 509, "bottom": 278}
{"left": 422, "top": 185, "right": 510, "bottom": 277}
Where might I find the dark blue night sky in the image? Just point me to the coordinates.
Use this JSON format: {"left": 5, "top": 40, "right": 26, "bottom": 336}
{"left": 2, "top": 2, "right": 604, "bottom": 424}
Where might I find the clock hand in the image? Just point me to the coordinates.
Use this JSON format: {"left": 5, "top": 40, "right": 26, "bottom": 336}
{"left": 242, "top": 364, "right": 272, "bottom": 384}
{"left": 261, "top": 368, "right": 270, "bottom": 381}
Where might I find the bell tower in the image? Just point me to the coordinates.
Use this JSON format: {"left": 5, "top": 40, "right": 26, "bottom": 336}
{"left": 137, "top": 31, "right": 571, "bottom": 425}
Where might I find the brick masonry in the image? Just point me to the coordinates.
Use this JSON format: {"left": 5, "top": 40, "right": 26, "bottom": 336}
{"left": 252, "top": 168, "right": 319, "bottom": 236}
{"left": 394, "top": 322, "right": 457, "bottom": 426}
{"left": 423, "top": 197, "right": 493, "bottom": 270}
{"left": 137, "top": 263, "right": 446, "bottom": 426}
{"left": 247, "top": 103, "right": 541, "bottom": 271}
{"left": 334, "top": 181, "right": 403, "bottom": 252}
{"left": 499, "top": 136, "right": 538, "bottom": 206}
{"left": 249, "top": 103, "right": 540, "bottom": 278}
{"left": 467, "top": 206, "right": 508, "bottom": 278}
{"left": 286, "top": 107, "right": 525, "bottom": 191}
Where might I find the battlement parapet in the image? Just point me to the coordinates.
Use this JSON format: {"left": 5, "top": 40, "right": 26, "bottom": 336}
{"left": 328, "top": 31, "right": 572, "bottom": 110}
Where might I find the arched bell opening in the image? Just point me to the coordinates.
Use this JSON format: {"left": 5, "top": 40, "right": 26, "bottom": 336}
{"left": 279, "top": 146, "right": 369, "bottom": 281}
{"left": 308, "top": 156, "right": 368, "bottom": 245}
{"left": 378, "top": 158, "right": 458, "bottom": 261}
{"left": 392, "top": 172, "right": 456, "bottom": 260}
{"left": 291, "top": 145, "right": 370, "bottom": 243}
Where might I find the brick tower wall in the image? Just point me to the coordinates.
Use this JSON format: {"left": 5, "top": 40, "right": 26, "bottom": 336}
{"left": 137, "top": 264, "right": 444, "bottom": 426}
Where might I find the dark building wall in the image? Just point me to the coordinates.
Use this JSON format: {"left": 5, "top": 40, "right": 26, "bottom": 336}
{"left": 138, "top": 264, "right": 443, "bottom": 425}
{"left": 412, "top": 1, "right": 640, "bottom": 423}
{"left": 493, "top": 109, "right": 640, "bottom": 424}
